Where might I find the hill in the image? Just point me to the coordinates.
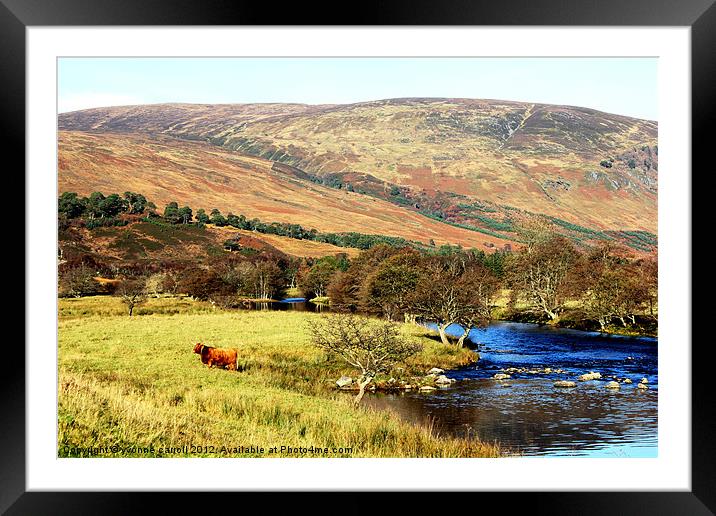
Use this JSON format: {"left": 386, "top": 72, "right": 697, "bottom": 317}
{"left": 58, "top": 130, "right": 515, "bottom": 250}
{"left": 59, "top": 217, "right": 362, "bottom": 267}
{"left": 58, "top": 98, "right": 658, "bottom": 252}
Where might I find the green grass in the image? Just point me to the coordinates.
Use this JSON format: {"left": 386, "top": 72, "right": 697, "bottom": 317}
{"left": 58, "top": 296, "right": 501, "bottom": 458}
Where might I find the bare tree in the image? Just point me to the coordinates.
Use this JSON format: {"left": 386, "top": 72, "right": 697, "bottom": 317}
{"left": 59, "top": 264, "right": 100, "bottom": 298}
{"left": 115, "top": 278, "right": 148, "bottom": 316}
{"left": 309, "top": 314, "right": 421, "bottom": 405}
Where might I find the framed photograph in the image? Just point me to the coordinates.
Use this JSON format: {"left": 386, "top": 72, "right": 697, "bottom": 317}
{"left": 8, "top": 0, "right": 712, "bottom": 513}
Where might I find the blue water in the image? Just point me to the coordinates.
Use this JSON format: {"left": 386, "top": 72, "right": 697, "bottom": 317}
{"left": 365, "top": 321, "right": 658, "bottom": 457}
{"left": 248, "top": 298, "right": 327, "bottom": 312}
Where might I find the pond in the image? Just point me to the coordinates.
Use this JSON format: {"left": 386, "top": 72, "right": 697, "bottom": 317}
{"left": 364, "top": 321, "right": 658, "bottom": 458}
{"left": 247, "top": 297, "right": 329, "bottom": 312}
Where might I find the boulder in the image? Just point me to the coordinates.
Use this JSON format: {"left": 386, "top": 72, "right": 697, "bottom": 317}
{"left": 435, "top": 375, "right": 453, "bottom": 385}
{"left": 578, "top": 372, "right": 602, "bottom": 381}
{"left": 427, "top": 367, "right": 445, "bottom": 375}
{"left": 606, "top": 381, "right": 621, "bottom": 389}
{"left": 623, "top": 378, "right": 633, "bottom": 384}
{"left": 493, "top": 373, "right": 511, "bottom": 380}
{"left": 419, "top": 385, "right": 437, "bottom": 391}
{"left": 640, "top": 377, "right": 649, "bottom": 384}
{"left": 554, "top": 381, "right": 577, "bottom": 388}
{"left": 637, "top": 383, "right": 648, "bottom": 390}
{"left": 336, "top": 376, "right": 353, "bottom": 388}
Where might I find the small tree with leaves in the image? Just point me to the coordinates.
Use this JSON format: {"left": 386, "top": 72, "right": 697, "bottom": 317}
{"left": 309, "top": 314, "right": 422, "bottom": 405}
{"left": 506, "top": 235, "right": 582, "bottom": 321}
{"left": 115, "top": 278, "right": 148, "bottom": 316}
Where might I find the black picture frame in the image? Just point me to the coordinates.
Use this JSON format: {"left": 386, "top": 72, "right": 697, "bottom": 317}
{"left": 5, "top": 0, "right": 712, "bottom": 513}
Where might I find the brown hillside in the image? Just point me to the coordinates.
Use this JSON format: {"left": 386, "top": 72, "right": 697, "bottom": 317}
{"left": 58, "top": 99, "right": 658, "bottom": 234}
{"left": 58, "top": 130, "right": 514, "bottom": 250}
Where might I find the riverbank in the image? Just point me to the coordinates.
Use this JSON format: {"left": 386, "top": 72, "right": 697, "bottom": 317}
{"left": 58, "top": 296, "right": 500, "bottom": 458}
{"left": 497, "top": 310, "right": 657, "bottom": 338}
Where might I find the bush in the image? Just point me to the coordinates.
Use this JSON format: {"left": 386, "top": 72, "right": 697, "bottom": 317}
{"left": 309, "top": 314, "right": 422, "bottom": 405}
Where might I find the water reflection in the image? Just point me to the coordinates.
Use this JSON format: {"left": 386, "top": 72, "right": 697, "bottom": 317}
{"left": 248, "top": 298, "right": 329, "bottom": 312}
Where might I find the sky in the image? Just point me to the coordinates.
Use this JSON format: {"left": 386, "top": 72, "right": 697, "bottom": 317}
{"left": 58, "top": 57, "right": 658, "bottom": 120}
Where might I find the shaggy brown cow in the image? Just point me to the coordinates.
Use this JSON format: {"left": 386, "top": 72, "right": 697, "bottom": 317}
{"left": 193, "top": 343, "right": 238, "bottom": 371}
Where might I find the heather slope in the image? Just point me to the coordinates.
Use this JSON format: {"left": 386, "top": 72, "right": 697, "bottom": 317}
{"left": 58, "top": 130, "right": 514, "bottom": 250}
{"left": 58, "top": 98, "right": 658, "bottom": 247}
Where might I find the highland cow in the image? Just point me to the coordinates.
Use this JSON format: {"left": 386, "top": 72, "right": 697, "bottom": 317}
{"left": 193, "top": 342, "right": 238, "bottom": 371}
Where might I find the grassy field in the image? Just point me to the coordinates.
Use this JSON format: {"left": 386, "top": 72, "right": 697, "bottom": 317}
{"left": 58, "top": 296, "right": 502, "bottom": 458}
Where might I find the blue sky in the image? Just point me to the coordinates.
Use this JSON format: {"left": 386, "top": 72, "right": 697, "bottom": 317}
{"left": 58, "top": 57, "right": 657, "bottom": 120}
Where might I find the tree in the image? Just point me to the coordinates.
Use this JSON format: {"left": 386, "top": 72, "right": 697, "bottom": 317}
{"left": 309, "top": 314, "right": 421, "bottom": 405}
{"left": 227, "top": 260, "right": 285, "bottom": 300}
{"left": 506, "top": 235, "right": 582, "bottom": 321}
{"left": 123, "top": 192, "right": 148, "bottom": 214}
{"left": 223, "top": 239, "right": 242, "bottom": 252}
{"left": 145, "top": 273, "right": 167, "bottom": 298}
{"left": 99, "top": 193, "right": 128, "bottom": 217}
{"left": 359, "top": 251, "right": 420, "bottom": 321}
{"left": 411, "top": 256, "right": 499, "bottom": 346}
{"left": 300, "top": 257, "right": 342, "bottom": 299}
{"left": 453, "top": 263, "right": 500, "bottom": 347}
{"left": 195, "top": 209, "right": 210, "bottom": 224}
{"left": 115, "top": 278, "right": 148, "bottom": 316}
{"left": 637, "top": 256, "right": 658, "bottom": 318}
{"left": 515, "top": 218, "right": 554, "bottom": 251}
{"left": 58, "top": 192, "right": 86, "bottom": 219}
{"left": 59, "top": 264, "right": 100, "bottom": 297}
{"left": 178, "top": 206, "right": 193, "bottom": 224}
{"left": 254, "top": 260, "right": 284, "bottom": 300}
{"left": 210, "top": 209, "right": 227, "bottom": 226}
{"left": 177, "top": 267, "right": 232, "bottom": 301}
{"left": 163, "top": 202, "right": 182, "bottom": 224}
{"left": 581, "top": 246, "right": 651, "bottom": 329}
{"left": 85, "top": 192, "right": 106, "bottom": 219}
{"left": 326, "top": 244, "right": 403, "bottom": 312}
{"left": 144, "top": 201, "right": 158, "bottom": 217}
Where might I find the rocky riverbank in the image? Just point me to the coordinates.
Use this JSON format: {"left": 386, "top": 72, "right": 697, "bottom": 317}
{"left": 335, "top": 366, "right": 460, "bottom": 394}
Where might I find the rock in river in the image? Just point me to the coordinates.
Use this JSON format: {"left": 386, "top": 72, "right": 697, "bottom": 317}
{"left": 419, "top": 385, "right": 437, "bottom": 391}
{"left": 428, "top": 367, "right": 445, "bottom": 375}
{"left": 554, "top": 381, "right": 577, "bottom": 388}
{"left": 336, "top": 376, "right": 353, "bottom": 388}
{"left": 493, "top": 373, "right": 511, "bottom": 380}
{"left": 578, "top": 372, "right": 602, "bottom": 381}
{"left": 435, "top": 375, "right": 454, "bottom": 385}
{"left": 637, "top": 383, "right": 649, "bottom": 390}
{"left": 606, "top": 381, "right": 621, "bottom": 389}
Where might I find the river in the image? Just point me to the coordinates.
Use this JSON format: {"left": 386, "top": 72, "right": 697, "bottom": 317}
{"left": 258, "top": 300, "right": 658, "bottom": 457}
{"left": 364, "top": 321, "right": 658, "bottom": 457}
